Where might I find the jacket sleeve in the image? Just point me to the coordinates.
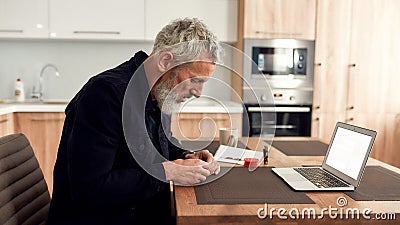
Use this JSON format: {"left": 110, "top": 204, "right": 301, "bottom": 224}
{"left": 168, "top": 136, "right": 188, "bottom": 160}
{"left": 66, "top": 79, "right": 166, "bottom": 208}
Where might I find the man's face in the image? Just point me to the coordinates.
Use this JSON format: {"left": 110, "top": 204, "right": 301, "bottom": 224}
{"left": 153, "top": 61, "right": 216, "bottom": 113}
{"left": 172, "top": 61, "right": 215, "bottom": 102}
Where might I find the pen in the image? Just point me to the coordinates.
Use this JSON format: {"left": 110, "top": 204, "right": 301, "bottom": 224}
{"left": 224, "top": 156, "right": 243, "bottom": 161}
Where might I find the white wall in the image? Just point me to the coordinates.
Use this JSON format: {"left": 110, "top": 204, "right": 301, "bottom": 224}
{"left": 0, "top": 40, "right": 232, "bottom": 101}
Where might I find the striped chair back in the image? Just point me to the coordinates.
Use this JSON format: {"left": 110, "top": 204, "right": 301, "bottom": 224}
{"left": 0, "top": 133, "right": 50, "bottom": 225}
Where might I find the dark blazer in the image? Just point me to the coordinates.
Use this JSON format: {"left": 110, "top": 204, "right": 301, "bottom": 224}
{"left": 47, "top": 51, "right": 185, "bottom": 225}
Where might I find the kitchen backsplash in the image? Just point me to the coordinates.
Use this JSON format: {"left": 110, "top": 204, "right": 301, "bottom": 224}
{"left": 0, "top": 40, "right": 232, "bottom": 101}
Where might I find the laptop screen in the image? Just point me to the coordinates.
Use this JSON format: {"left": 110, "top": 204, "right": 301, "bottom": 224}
{"left": 325, "top": 127, "right": 373, "bottom": 180}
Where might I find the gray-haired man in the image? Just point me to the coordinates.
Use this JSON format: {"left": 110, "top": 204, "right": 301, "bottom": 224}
{"left": 47, "top": 18, "right": 221, "bottom": 225}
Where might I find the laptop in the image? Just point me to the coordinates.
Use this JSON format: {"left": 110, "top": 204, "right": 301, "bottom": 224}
{"left": 272, "top": 122, "right": 377, "bottom": 191}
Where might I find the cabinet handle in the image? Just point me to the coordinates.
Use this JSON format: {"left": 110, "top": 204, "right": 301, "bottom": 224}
{"left": 73, "top": 31, "right": 121, "bottom": 35}
{"left": 255, "top": 31, "right": 303, "bottom": 36}
{"left": 313, "top": 116, "right": 320, "bottom": 138}
{"left": 345, "top": 63, "right": 357, "bottom": 120}
{"left": 0, "top": 119, "right": 8, "bottom": 123}
{"left": 0, "top": 29, "right": 23, "bottom": 33}
{"left": 345, "top": 117, "right": 354, "bottom": 122}
{"left": 314, "top": 61, "right": 323, "bottom": 112}
{"left": 314, "top": 106, "right": 320, "bottom": 110}
{"left": 31, "top": 118, "right": 64, "bottom": 122}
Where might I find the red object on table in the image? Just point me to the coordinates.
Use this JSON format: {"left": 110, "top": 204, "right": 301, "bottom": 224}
{"left": 244, "top": 158, "right": 259, "bottom": 167}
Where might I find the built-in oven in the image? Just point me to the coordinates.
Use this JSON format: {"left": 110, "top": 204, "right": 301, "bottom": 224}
{"left": 242, "top": 39, "right": 315, "bottom": 137}
{"left": 243, "top": 105, "right": 312, "bottom": 137}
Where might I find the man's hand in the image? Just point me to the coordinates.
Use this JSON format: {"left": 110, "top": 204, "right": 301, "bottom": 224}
{"left": 162, "top": 159, "right": 211, "bottom": 185}
{"left": 184, "top": 150, "right": 220, "bottom": 175}
{"left": 162, "top": 150, "right": 221, "bottom": 184}
{"left": 184, "top": 149, "right": 213, "bottom": 162}
{"left": 173, "top": 158, "right": 208, "bottom": 166}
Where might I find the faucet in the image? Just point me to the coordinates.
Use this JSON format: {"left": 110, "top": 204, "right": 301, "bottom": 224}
{"left": 31, "top": 64, "right": 60, "bottom": 101}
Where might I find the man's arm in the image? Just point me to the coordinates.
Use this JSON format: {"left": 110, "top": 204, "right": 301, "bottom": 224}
{"left": 67, "top": 80, "right": 165, "bottom": 208}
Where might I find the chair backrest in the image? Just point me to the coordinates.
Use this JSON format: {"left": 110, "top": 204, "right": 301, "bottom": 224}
{"left": 0, "top": 133, "right": 50, "bottom": 225}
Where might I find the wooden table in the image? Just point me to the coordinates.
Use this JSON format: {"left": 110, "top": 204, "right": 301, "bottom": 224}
{"left": 174, "top": 137, "right": 400, "bottom": 224}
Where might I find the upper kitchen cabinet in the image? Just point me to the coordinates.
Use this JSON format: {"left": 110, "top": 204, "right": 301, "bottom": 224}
{"left": 48, "top": 0, "right": 145, "bottom": 40}
{"left": 145, "top": 0, "right": 238, "bottom": 42}
{"left": 244, "top": 0, "right": 316, "bottom": 40}
{"left": 0, "top": 0, "right": 48, "bottom": 38}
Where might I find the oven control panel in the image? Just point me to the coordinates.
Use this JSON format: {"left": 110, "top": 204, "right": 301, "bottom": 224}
{"left": 272, "top": 90, "right": 312, "bottom": 105}
{"left": 273, "top": 92, "right": 297, "bottom": 102}
{"left": 243, "top": 89, "right": 313, "bottom": 105}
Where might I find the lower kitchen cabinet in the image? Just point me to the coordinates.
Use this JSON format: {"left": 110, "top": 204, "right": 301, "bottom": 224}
{"left": 312, "top": 112, "right": 346, "bottom": 143}
{"left": 313, "top": 112, "right": 400, "bottom": 168}
{"left": 171, "top": 113, "right": 242, "bottom": 140}
{"left": 0, "top": 113, "right": 14, "bottom": 137}
{"left": 351, "top": 113, "right": 400, "bottom": 168}
{"left": 14, "top": 112, "right": 65, "bottom": 195}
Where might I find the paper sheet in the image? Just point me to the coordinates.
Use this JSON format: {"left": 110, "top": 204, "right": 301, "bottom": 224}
{"left": 214, "top": 145, "right": 263, "bottom": 165}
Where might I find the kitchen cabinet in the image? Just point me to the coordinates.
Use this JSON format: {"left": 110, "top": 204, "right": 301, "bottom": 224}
{"left": 1, "top": 0, "right": 238, "bottom": 41}
{"left": 243, "top": 0, "right": 316, "bottom": 40}
{"left": 347, "top": 0, "right": 400, "bottom": 114}
{"left": 352, "top": 113, "right": 400, "bottom": 167}
{"left": 48, "top": 0, "right": 145, "bottom": 40}
{"left": 231, "top": 0, "right": 317, "bottom": 100}
{"left": 0, "top": 0, "right": 48, "bottom": 38}
{"left": 14, "top": 112, "right": 65, "bottom": 194}
{"left": 0, "top": 113, "right": 14, "bottom": 137}
{"left": 312, "top": 0, "right": 352, "bottom": 140}
{"left": 145, "top": 0, "right": 238, "bottom": 42}
{"left": 348, "top": 0, "right": 400, "bottom": 167}
{"left": 171, "top": 113, "right": 242, "bottom": 140}
{"left": 311, "top": 113, "right": 348, "bottom": 143}
{"left": 313, "top": 0, "right": 400, "bottom": 167}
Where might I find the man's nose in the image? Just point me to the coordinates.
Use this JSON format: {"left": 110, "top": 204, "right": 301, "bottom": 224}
{"left": 190, "top": 84, "right": 203, "bottom": 98}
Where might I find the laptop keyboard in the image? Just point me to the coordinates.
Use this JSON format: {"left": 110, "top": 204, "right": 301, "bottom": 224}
{"left": 294, "top": 168, "right": 350, "bottom": 188}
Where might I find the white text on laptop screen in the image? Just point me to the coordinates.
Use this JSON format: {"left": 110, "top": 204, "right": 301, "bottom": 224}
{"left": 325, "top": 127, "right": 372, "bottom": 180}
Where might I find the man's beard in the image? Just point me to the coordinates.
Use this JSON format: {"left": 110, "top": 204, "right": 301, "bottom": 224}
{"left": 153, "top": 74, "right": 181, "bottom": 115}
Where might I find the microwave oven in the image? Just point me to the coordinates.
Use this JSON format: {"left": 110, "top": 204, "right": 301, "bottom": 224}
{"left": 243, "top": 39, "right": 315, "bottom": 90}
{"left": 253, "top": 47, "right": 307, "bottom": 76}
{"left": 242, "top": 39, "right": 314, "bottom": 105}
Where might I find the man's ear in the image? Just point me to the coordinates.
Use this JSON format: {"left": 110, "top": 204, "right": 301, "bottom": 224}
{"left": 157, "top": 52, "right": 174, "bottom": 72}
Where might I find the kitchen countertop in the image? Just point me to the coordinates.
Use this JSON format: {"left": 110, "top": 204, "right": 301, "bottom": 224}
{"left": 0, "top": 98, "right": 243, "bottom": 115}
{"left": 0, "top": 101, "right": 68, "bottom": 115}
{"left": 178, "top": 98, "right": 243, "bottom": 113}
